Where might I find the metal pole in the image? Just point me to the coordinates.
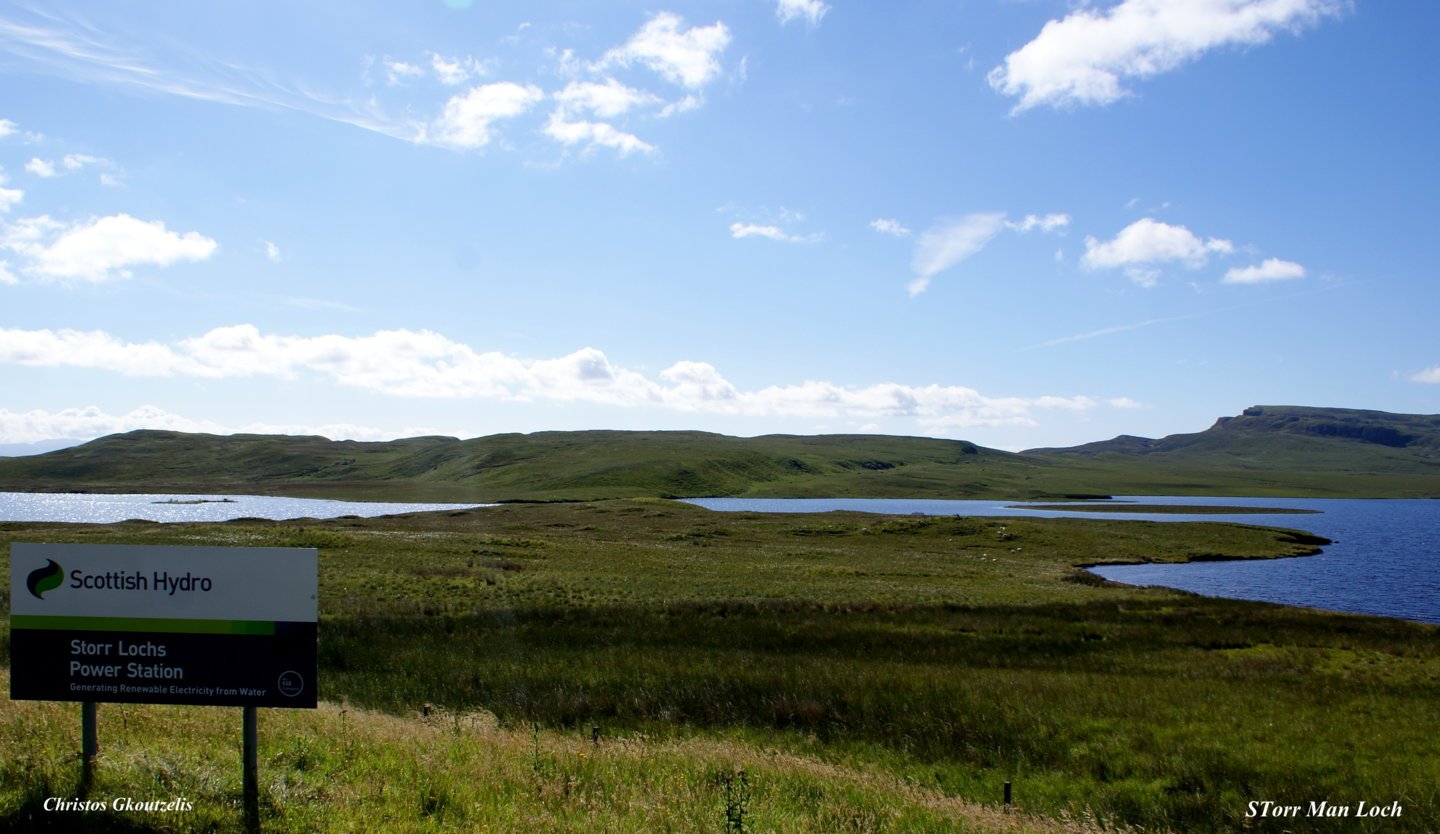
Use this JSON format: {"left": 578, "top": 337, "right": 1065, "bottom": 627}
{"left": 243, "top": 706, "right": 259, "bottom": 833}
{"left": 80, "top": 701, "right": 97, "bottom": 793}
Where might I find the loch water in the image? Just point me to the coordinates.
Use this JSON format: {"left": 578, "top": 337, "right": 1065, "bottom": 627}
{"left": 681, "top": 496, "right": 1440, "bottom": 625}
{"left": 0, "top": 491, "right": 489, "bottom": 524}
{"left": 2, "top": 491, "right": 1433, "bottom": 624}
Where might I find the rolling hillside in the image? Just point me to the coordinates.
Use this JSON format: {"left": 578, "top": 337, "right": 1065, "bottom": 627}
{"left": 0, "top": 429, "right": 1042, "bottom": 501}
{"left": 0, "top": 406, "right": 1436, "bottom": 500}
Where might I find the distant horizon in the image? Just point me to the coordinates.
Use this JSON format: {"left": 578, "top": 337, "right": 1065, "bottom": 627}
{"left": 4, "top": 401, "right": 1434, "bottom": 460}
{"left": 4, "top": 2, "right": 1437, "bottom": 452}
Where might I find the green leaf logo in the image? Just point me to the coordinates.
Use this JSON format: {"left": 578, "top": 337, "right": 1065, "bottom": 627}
{"left": 27, "top": 559, "right": 65, "bottom": 600}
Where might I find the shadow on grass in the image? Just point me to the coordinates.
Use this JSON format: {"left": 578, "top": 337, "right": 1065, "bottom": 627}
{"left": 321, "top": 594, "right": 1437, "bottom": 754}
{"left": 0, "top": 779, "right": 173, "bottom": 834}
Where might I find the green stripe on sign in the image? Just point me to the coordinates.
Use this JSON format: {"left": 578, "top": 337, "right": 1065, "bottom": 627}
{"left": 10, "top": 615, "right": 276, "bottom": 635}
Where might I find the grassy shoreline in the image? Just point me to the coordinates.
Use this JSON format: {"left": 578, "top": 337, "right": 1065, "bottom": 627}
{"left": 1007, "top": 504, "right": 1321, "bottom": 515}
{"left": 3, "top": 501, "right": 1437, "bottom": 832}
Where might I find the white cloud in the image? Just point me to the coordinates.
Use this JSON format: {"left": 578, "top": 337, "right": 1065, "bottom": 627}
{"left": 544, "top": 77, "right": 661, "bottom": 156}
{"left": 0, "top": 325, "right": 1124, "bottom": 432}
{"left": 601, "top": 12, "right": 731, "bottom": 90}
{"left": 729, "top": 222, "right": 820, "bottom": 243}
{"left": 1081, "top": 218, "right": 1232, "bottom": 285}
{"left": 989, "top": 0, "right": 1344, "bottom": 112}
{"left": 0, "top": 405, "right": 454, "bottom": 444}
{"left": 25, "top": 158, "right": 57, "bottom": 177}
{"left": 0, "top": 262, "right": 15, "bottom": 284}
{"left": 0, "top": 168, "right": 21, "bottom": 213}
{"left": 777, "top": 0, "right": 830, "bottom": 27}
{"left": 658, "top": 94, "right": 703, "bottom": 118}
{"left": 1223, "top": 257, "right": 1305, "bottom": 284}
{"left": 553, "top": 78, "right": 659, "bottom": 118}
{"left": 1, "top": 213, "right": 217, "bottom": 283}
{"left": 430, "top": 53, "right": 483, "bottom": 86}
{"left": 1124, "top": 267, "right": 1160, "bottom": 288}
{"left": 99, "top": 173, "right": 124, "bottom": 187}
{"left": 430, "top": 82, "right": 544, "bottom": 150}
{"left": 544, "top": 113, "right": 654, "bottom": 156}
{"left": 1006, "top": 213, "right": 1070, "bottom": 233}
{"left": 870, "top": 218, "right": 912, "bottom": 237}
{"left": 0, "top": 327, "right": 184, "bottom": 375}
{"left": 908, "top": 213, "right": 1007, "bottom": 296}
{"left": 0, "top": 118, "right": 16, "bottom": 138}
{"left": 263, "top": 240, "right": 282, "bottom": 263}
{"left": 1411, "top": 367, "right": 1440, "bottom": 384}
{"left": 0, "top": 405, "right": 224, "bottom": 443}
{"left": 62, "top": 153, "right": 99, "bottom": 170}
{"left": 383, "top": 58, "right": 425, "bottom": 86}
{"left": 1108, "top": 396, "right": 1145, "bottom": 409}
{"left": 22, "top": 154, "right": 108, "bottom": 180}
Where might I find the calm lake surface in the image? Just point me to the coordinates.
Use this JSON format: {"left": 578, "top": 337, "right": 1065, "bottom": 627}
{"left": 0, "top": 492, "right": 490, "bottom": 524}
{"left": 682, "top": 496, "right": 1440, "bottom": 625}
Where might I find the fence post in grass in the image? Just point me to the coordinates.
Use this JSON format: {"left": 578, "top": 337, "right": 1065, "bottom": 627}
{"left": 1003, "top": 780, "right": 1012, "bottom": 809}
{"left": 80, "top": 701, "right": 97, "bottom": 793}
{"left": 243, "top": 706, "right": 259, "bottom": 833}
{"left": 592, "top": 725, "right": 600, "bottom": 745}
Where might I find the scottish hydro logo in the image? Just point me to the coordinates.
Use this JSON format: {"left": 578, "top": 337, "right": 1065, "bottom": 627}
{"left": 27, "top": 559, "right": 65, "bottom": 600}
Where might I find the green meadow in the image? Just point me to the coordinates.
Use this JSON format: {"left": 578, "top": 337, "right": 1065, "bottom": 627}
{"left": 2, "top": 501, "right": 1437, "bottom": 832}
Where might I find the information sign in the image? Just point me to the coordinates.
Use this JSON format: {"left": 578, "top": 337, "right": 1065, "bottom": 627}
{"left": 10, "top": 543, "right": 317, "bottom": 708}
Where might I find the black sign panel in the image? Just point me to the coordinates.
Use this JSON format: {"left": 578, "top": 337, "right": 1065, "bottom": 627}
{"left": 10, "top": 624, "right": 318, "bottom": 708}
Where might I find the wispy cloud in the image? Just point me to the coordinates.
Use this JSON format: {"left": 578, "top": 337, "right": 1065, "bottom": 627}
{"left": 730, "top": 222, "right": 820, "bottom": 243}
{"left": 869, "top": 218, "right": 912, "bottom": 237}
{"left": 1020, "top": 313, "right": 1198, "bottom": 351}
{"left": 0, "top": 8, "right": 725, "bottom": 161}
{"left": 906, "top": 210, "right": 1068, "bottom": 296}
{"left": 0, "top": 8, "right": 423, "bottom": 142}
{"left": 908, "top": 213, "right": 1007, "bottom": 297}
{"left": 776, "top": 0, "right": 830, "bottom": 28}
{"left": 1005, "top": 213, "right": 1069, "bottom": 233}
{"left": 382, "top": 58, "right": 425, "bottom": 86}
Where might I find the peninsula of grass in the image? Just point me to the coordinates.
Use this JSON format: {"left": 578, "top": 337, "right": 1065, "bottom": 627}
{"left": 2, "top": 501, "right": 1436, "bottom": 833}
{"left": 1008, "top": 504, "right": 1321, "bottom": 515}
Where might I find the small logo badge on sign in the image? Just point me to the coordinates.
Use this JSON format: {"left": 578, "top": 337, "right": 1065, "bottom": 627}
{"left": 27, "top": 559, "right": 65, "bottom": 600}
{"left": 277, "top": 670, "right": 304, "bottom": 698}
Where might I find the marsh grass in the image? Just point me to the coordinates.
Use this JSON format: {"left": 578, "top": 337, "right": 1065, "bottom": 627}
{"left": 0, "top": 674, "right": 1115, "bottom": 834}
{"left": 2, "top": 500, "right": 1437, "bottom": 832}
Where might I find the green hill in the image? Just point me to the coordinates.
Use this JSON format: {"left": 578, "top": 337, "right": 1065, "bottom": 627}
{"left": 1021, "top": 405, "right": 1440, "bottom": 497}
{"left": 0, "top": 405, "right": 1436, "bottom": 500}
{"left": 0, "top": 429, "right": 1039, "bottom": 501}
{"left": 1028, "top": 405, "right": 1440, "bottom": 459}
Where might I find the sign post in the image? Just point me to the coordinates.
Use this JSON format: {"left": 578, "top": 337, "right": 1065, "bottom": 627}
{"left": 10, "top": 543, "right": 318, "bottom": 827}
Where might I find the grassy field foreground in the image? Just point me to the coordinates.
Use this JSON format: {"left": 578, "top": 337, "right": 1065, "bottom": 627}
{"left": 0, "top": 675, "right": 1101, "bottom": 834}
{"left": 2, "top": 500, "right": 1438, "bottom": 832}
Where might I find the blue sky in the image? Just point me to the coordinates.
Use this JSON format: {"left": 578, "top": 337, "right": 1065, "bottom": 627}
{"left": 1, "top": 0, "right": 1437, "bottom": 452}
